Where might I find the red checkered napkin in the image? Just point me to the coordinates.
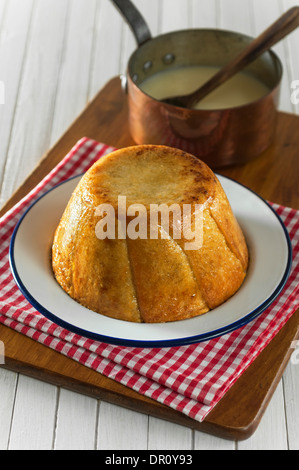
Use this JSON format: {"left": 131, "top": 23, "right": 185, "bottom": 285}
{"left": 0, "top": 138, "right": 298, "bottom": 423}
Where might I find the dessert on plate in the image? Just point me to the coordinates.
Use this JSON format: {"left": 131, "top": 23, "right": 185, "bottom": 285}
{"left": 52, "top": 145, "right": 248, "bottom": 323}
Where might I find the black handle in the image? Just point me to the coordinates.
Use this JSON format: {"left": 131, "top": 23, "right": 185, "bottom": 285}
{"left": 110, "top": 0, "right": 152, "bottom": 46}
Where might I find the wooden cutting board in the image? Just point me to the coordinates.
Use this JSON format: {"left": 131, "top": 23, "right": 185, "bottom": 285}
{"left": 1, "top": 76, "right": 299, "bottom": 441}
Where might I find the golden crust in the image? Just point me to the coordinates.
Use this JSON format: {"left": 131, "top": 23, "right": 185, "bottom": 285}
{"left": 52, "top": 145, "right": 248, "bottom": 323}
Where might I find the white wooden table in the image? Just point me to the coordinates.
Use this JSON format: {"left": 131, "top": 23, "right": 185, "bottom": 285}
{"left": 0, "top": 0, "right": 298, "bottom": 450}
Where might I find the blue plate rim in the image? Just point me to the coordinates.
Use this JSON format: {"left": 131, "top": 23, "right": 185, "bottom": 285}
{"left": 9, "top": 174, "right": 293, "bottom": 348}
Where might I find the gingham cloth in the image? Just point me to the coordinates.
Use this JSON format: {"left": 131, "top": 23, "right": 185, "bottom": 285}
{"left": 0, "top": 137, "right": 298, "bottom": 423}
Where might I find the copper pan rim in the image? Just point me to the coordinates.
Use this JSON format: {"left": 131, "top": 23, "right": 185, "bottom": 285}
{"left": 127, "top": 27, "right": 283, "bottom": 113}
{"left": 124, "top": 27, "right": 283, "bottom": 168}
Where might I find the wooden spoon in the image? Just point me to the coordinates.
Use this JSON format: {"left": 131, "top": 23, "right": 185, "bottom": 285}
{"left": 163, "top": 7, "right": 299, "bottom": 109}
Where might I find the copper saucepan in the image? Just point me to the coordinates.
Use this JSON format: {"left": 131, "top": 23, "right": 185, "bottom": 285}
{"left": 111, "top": 0, "right": 283, "bottom": 168}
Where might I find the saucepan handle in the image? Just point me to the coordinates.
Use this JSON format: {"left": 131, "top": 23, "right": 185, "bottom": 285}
{"left": 110, "top": 0, "right": 152, "bottom": 46}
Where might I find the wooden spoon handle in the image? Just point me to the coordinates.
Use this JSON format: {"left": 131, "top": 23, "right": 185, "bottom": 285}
{"left": 187, "top": 6, "right": 299, "bottom": 107}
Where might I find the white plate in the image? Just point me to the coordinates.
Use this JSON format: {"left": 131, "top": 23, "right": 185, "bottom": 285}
{"left": 9, "top": 174, "right": 292, "bottom": 347}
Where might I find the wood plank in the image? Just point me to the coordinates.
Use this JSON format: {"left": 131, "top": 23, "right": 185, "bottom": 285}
{"left": 282, "top": 0, "right": 299, "bottom": 114}
{"left": 219, "top": 0, "right": 254, "bottom": 36}
{"left": 252, "top": 0, "right": 293, "bottom": 114}
{"left": 0, "top": 368, "right": 17, "bottom": 450}
{"left": 54, "top": 388, "right": 98, "bottom": 450}
{"left": 147, "top": 417, "right": 192, "bottom": 450}
{"left": 97, "top": 402, "right": 148, "bottom": 450}
{"left": 282, "top": 354, "right": 299, "bottom": 450}
{"left": 0, "top": 0, "right": 34, "bottom": 203}
{"left": 0, "top": 0, "right": 70, "bottom": 205}
{"left": 191, "top": 0, "right": 218, "bottom": 28}
{"left": 88, "top": 0, "right": 123, "bottom": 100}
{"left": 160, "top": 0, "right": 191, "bottom": 32}
{"left": 0, "top": 76, "right": 299, "bottom": 441}
{"left": 237, "top": 381, "right": 288, "bottom": 450}
{"left": 8, "top": 374, "right": 57, "bottom": 450}
{"left": 50, "top": 0, "right": 97, "bottom": 146}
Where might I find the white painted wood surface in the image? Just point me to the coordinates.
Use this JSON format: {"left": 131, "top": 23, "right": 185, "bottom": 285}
{"left": 0, "top": 0, "right": 298, "bottom": 450}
